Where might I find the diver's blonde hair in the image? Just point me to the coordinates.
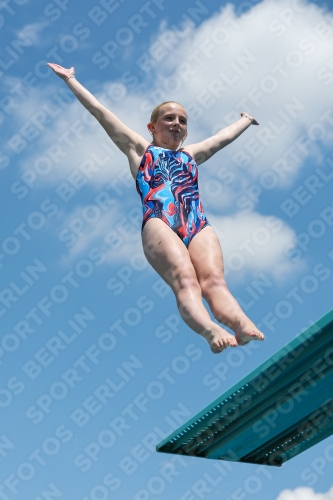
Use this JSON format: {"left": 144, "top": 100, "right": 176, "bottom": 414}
{"left": 150, "top": 101, "right": 186, "bottom": 123}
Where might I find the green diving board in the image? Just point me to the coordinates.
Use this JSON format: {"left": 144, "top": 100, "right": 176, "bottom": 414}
{"left": 156, "top": 309, "right": 333, "bottom": 467}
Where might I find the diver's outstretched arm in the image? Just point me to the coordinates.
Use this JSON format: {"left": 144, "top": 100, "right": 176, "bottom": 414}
{"left": 185, "top": 112, "right": 259, "bottom": 165}
{"left": 47, "top": 63, "right": 147, "bottom": 156}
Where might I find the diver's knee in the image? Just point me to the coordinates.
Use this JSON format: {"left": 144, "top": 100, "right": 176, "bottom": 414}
{"left": 201, "top": 275, "right": 227, "bottom": 300}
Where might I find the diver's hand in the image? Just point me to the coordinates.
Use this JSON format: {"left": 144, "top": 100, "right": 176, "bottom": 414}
{"left": 240, "top": 112, "right": 259, "bottom": 126}
{"left": 47, "top": 63, "right": 75, "bottom": 81}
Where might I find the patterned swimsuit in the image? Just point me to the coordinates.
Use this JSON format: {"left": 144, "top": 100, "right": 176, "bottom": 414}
{"left": 136, "top": 145, "right": 210, "bottom": 247}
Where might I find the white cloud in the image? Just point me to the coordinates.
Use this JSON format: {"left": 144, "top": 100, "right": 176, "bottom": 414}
{"left": 207, "top": 211, "right": 304, "bottom": 280}
{"left": 56, "top": 201, "right": 143, "bottom": 267}
{"left": 55, "top": 200, "right": 300, "bottom": 279}
{"left": 144, "top": 0, "right": 333, "bottom": 183}
{"left": 276, "top": 486, "right": 333, "bottom": 500}
{"left": 11, "top": 87, "right": 144, "bottom": 189}
{"left": 17, "top": 22, "right": 49, "bottom": 45}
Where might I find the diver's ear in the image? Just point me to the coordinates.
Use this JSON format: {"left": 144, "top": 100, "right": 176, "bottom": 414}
{"left": 147, "top": 123, "right": 155, "bottom": 141}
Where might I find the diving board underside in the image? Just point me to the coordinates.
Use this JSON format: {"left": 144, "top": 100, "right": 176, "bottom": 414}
{"left": 156, "top": 309, "right": 333, "bottom": 466}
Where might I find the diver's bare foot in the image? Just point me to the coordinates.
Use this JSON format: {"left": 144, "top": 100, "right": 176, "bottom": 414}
{"left": 201, "top": 325, "right": 238, "bottom": 354}
{"left": 235, "top": 319, "right": 264, "bottom": 346}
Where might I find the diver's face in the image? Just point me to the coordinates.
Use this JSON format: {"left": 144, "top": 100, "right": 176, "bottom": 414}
{"left": 149, "top": 103, "right": 187, "bottom": 148}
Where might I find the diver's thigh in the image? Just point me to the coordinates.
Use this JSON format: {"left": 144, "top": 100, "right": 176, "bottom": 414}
{"left": 188, "top": 225, "right": 225, "bottom": 281}
{"left": 141, "top": 219, "right": 198, "bottom": 290}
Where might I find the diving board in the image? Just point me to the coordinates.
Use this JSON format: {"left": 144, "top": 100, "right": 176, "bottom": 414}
{"left": 156, "top": 309, "right": 333, "bottom": 466}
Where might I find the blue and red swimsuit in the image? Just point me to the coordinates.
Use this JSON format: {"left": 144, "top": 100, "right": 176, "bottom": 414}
{"left": 136, "top": 145, "right": 210, "bottom": 247}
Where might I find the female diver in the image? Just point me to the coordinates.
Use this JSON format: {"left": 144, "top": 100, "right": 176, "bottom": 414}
{"left": 47, "top": 63, "right": 264, "bottom": 354}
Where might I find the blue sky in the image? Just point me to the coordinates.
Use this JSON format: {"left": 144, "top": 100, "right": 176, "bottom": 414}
{"left": 1, "top": 0, "right": 333, "bottom": 498}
